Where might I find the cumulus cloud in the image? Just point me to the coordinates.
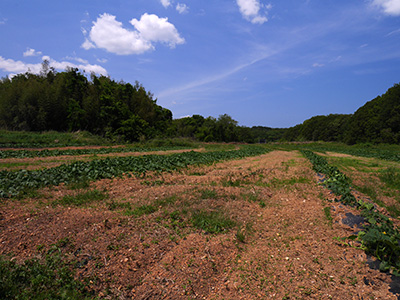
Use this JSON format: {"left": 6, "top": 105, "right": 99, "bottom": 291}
{"left": 160, "top": 0, "right": 172, "bottom": 8}
{"left": 236, "top": 0, "right": 271, "bottom": 24}
{"left": 83, "top": 13, "right": 184, "bottom": 55}
{"left": 23, "top": 48, "right": 42, "bottom": 57}
{"left": 372, "top": 0, "right": 400, "bottom": 16}
{"left": 176, "top": 3, "right": 189, "bottom": 14}
{"left": 130, "top": 13, "right": 185, "bottom": 47}
{"left": 0, "top": 56, "right": 107, "bottom": 76}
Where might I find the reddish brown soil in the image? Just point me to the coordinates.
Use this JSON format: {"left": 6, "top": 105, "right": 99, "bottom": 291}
{"left": 0, "top": 150, "right": 399, "bottom": 299}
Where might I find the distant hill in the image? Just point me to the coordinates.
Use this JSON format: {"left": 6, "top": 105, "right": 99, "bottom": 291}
{"left": 283, "top": 83, "right": 400, "bottom": 144}
{"left": 345, "top": 83, "right": 400, "bottom": 144}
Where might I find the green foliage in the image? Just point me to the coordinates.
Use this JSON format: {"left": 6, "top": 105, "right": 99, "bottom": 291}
{"left": 0, "top": 253, "right": 93, "bottom": 300}
{"left": 380, "top": 167, "right": 400, "bottom": 189}
{"left": 0, "top": 130, "right": 108, "bottom": 148}
{"left": 0, "top": 144, "right": 194, "bottom": 159}
{"left": 283, "top": 114, "right": 351, "bottom": 142}
{"left": 345, "top": 83, "right": 400, "bottom": 144}
{"left": 282, "top": 83, "right": 400, "bottom": 144}
{"left": 126, "top": 204, "right": 157, "bottom": 217}
{"left": 0, "top": 69, "right": 172, "bottom": 141}
{"left": 55, "top": 190, "right": 108, "bottom": 206}
{"left": 191, "top": 210, "right": 235, "bottom": 234}
{"left": 167, "top": 114, "right": 286, "bottom": 143}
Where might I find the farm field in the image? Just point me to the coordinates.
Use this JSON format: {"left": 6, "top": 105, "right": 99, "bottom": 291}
{"left": 1, "top": 143, "right": 400, "bottom": 299}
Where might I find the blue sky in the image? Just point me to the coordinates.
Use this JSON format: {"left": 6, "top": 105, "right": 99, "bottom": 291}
{"left": 1, "top": 0, "right": 400, "bottom": 128}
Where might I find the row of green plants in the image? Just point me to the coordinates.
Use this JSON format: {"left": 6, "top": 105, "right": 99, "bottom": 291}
{"left": 0, "top": 145, "right": 195, "bottom": 159}
{"left": 301, "top": 150, "right": 400, "bottom": 276}
{"left": 0, "top": 146, "right": 269, "bottom": 198}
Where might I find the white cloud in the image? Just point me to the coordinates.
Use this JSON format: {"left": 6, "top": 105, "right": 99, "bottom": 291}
{"left": 372, "top": 0, "right": 400, "bottom": 16}
{"left": 236, "top": 0, "right": 270, "bottom": 24}
{"left": 0, "top": 18, "right": 6, "bottom": 25}
{"left": 83, "top": 13, "right": 184, "bottom": 55}
{"left": 130, "top": 13, "right": 185, "bottom": 48}
{"left": 0, "top": 56, "right": 107, "bottom": 76}
{"left": 160, "top": 0, "right": 172, "bottom": 8}
{"left": 81, "top": 38, "right": 95, "bottom": 50}
{"left": 23, "top": 48, "right": 42, "bottom": 57}
{"left": 176, "top": 3, "right": 189, "bottom": 14}
{"left": 312, "top": 63, "right": 324, "bottom": 68}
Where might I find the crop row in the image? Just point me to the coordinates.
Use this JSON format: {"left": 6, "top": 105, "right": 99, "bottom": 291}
{"left": 0, "top": 145, "right": 194, "bottom": 159}
{"left": 299, "top": 143, "right": 400, "bottom": 163}
{"left": 302, "top": 150, "right": 400, "bottom": 276}
{"left": 0, "top": 146, "right": 269, "bottom": 198}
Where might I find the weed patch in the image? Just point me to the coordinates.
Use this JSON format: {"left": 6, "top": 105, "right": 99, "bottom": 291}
{"left": 191, "top": 210, "right": 235, "bottom": 234}
{"left": 54, "top": 189, "right": 108, "bottom": 207}
{"left": 0, "top": 252, "right": 92, "bottom": 299}
{"left": 126, "top": 204, "right": 157, "bottom": 217}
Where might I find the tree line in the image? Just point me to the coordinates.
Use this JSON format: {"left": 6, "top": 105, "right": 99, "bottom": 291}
{"left": 0, "top": 67, "right": 284, "bottom": 143}
{"left": 0, "top": 65, "right": 399, "bottom": 144}
{"left": 0, "top": 65, "right": 172, "bottom": 141}
{"left": 283, "top": 83, "right": 400, "bottom": 144}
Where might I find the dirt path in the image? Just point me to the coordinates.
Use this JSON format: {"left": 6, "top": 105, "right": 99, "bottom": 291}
{"left": 0, "top": 150, "right": 397, "bottom": 299}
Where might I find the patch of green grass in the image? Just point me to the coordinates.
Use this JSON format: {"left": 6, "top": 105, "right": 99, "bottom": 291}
{"left": 200, "top": 189, "right": 218, "bottom": 199}
{"left": 0, "top": 162, "right": 32, "bottom": 169}
{"left": 155, "top": 195, "right": 178, "bottom": 207}
{"left": 222, "top": 177, "right": 243, "bottom": 187}
{"left": 380, "top": 167, "right": 400, "bottom": 190}
{"left": 54, "top": 189, "right": 108, "bottom": 206}
{"left": 66, "top": 178, "right": 91, "bottom": 190}
{"left": 125, "top": 204, "right": 157, "bottom": 217}
{"left": 191, "top": 210, "right": 235, "bottom": 234}
{"left": 241, "top": 190, "right": 266, "bottom": 207}
{"left": 323, "top": 206, "right": 333, "bottom": 228}
{"left": 106, "top": 199, "right": 132, "bottom": 211}
{"left": 327, "top": 156, "right": 380, "bottom": 173}
{"left": 236, "top": 222, "right": 254, "bottom": 243}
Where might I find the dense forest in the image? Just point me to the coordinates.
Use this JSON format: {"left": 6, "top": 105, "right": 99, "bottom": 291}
{"left": 0, "top": 65, "right": 399, "bottom": 144}
{"left": 284, "top": 83, "right": 400, "bottom": 144}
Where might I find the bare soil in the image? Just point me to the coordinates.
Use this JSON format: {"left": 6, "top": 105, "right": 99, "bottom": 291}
{"left": 0, "top": 150, "right": 399, "bottom": 299}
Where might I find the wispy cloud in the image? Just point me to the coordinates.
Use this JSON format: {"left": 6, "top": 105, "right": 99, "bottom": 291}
{"left": 160, "top": 0, "right": 171, "bottom": 8}
{"left": 176, "top": 3, "right": 189, "bottom": 14}
{"left": 23, "top": 48, "right": 42, "bottom": 57}
{"left": 372, "top": 0, "right": 400, "bottom": 16}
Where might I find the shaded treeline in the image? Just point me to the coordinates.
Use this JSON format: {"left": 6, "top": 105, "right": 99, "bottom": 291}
{"left": 0, "top": 66, "right": 399, "bottom": 144}
{"left": 283, "top": 83, "right": 400, "bottom": 144}
{"left": 0, "top": 67, "right": 172, "bottom": 141}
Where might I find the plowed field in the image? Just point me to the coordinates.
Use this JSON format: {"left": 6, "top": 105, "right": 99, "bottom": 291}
{"left": 1, "top": 149, "right": 399, "bottom": 299}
